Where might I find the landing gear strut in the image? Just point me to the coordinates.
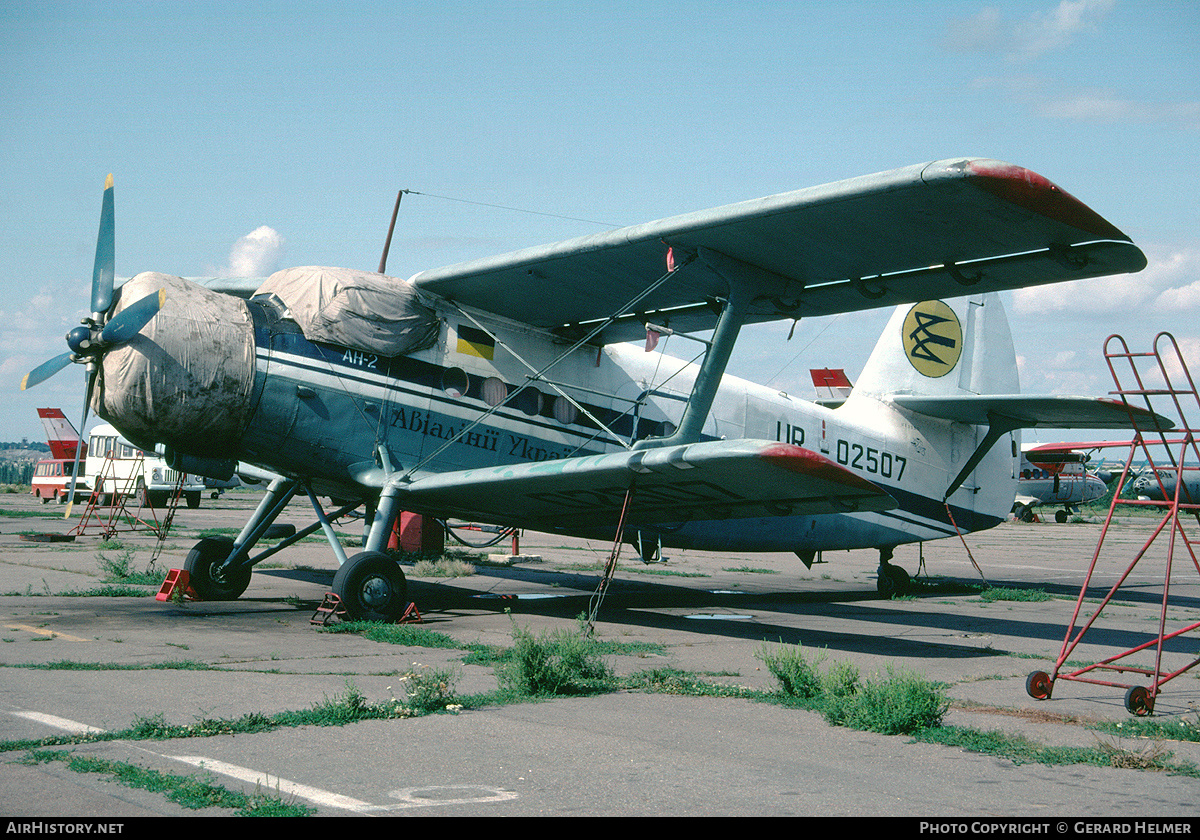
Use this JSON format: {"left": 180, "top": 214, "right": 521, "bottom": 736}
{"left": 876, "top": 546, "right": 910, "bottom": 597}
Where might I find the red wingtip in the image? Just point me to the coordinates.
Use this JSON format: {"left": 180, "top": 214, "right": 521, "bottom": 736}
{"left": 966, "top": 160, "right": 1127, "bottom": 241}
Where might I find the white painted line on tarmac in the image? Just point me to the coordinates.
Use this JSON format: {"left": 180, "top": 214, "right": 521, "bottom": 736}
{"left": 169, "top": 756, "right": 376, "bottom": 813}
{"left": 9, "top": 711, "right": 105, "bottom": 734}
{"left": 168, "top": 756, "right": 517, "bottom": 813}
{"left": 7, "top": 710, "right": 517, "bottom": 813}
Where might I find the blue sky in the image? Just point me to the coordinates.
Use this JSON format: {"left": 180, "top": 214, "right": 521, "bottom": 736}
{"left": 1, "top": 0, "right": 1197, "bottom": 445}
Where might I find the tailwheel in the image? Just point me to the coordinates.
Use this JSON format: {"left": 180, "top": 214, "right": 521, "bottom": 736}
{"left": 1124, "top": 685, "right": 1154, "bottom": 716}
{"left": 332, "top": 551, "right": 409, "bottom": 622}
{"left": 1025, "top": 670, "right": 1053, "bottom": 700}
{"left": 183, "top": 536, "right": 251, "bottom": 600}
{"left": 877, "top": 563, "right": 911, "bottom": 597}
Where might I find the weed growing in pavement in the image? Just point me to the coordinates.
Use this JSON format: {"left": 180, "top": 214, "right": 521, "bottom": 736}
{"left": 755, "top": 641, "right": 827, "bottom": 699}
{"left": 757, "top": 641, "right": 947, "bottom": 734}
{"left": 821, "top": 666, "right": 948, "bottom": 735}
{"left": 915, "top": 726, "right": 1199, "bottom": 777}
{"left": 1092, "top": 713, "right": 1200, "bottom": 744}
{"left": 978, "top": 586, "right": 1052, "bottom": 603}
{"left": 392, "top": 664, "right": 462, "bottom": 714}
{"left": 497, "top": 614, "right": 616, "bottom": 697}
{"left": 97, "top": 543, "right": 160, "bottom": 585}
{"left": 410, "top": 556, "right": 477, "bottom": 577}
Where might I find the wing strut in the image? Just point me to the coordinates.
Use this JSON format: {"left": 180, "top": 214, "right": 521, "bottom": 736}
{"left": 636, "top": 247, "right": 778, "bottom": 449}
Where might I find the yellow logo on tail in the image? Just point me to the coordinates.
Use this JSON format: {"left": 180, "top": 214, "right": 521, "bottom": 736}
{"left": 902, "top": 300, "right": 962, "bottom": 377}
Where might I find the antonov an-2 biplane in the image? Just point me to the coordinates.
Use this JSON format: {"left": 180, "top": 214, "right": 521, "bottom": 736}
{"left": 22, "top": 159, "right": 1171, "bottom": 617}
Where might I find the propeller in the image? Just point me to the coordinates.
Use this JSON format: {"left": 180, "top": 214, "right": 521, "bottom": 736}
{"left": 20, "top": 175, "right": 164, "bottom": 516}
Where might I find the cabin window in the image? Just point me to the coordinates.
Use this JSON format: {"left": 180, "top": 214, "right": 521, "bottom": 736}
{"left": 482, "top": 377, "right": 507, "bottom": 407}
{"left": 552, "top": 395, "right": 578, "bottom": 425}
{"left": 442, "top": 367, "right": 469, "bottom": 398}
{"left": 513, "top": 387, "right": 544, "bottom": 417}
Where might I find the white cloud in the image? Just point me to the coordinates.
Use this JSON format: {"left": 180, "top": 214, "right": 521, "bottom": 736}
{"left": 1013, "top": 0, "right": 1115, "bottom": 60}
{"left": 949, "top": 0, "right": 1115, "bottom": 61}
{"left": 1012, "top": 245, "right": 1200, "bottom": 318}
{"left": 1035, "top": 91, "right": 1200, "bottom": 129}
{"left": 222, "top": 226, "right": 284, "bottom": 278}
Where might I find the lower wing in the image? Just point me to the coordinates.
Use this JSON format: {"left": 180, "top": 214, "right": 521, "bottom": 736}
{"left": 394, "top": 439, "right": 896, "bottom": 533}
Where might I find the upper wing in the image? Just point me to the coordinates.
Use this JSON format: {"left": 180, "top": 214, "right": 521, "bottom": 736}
{"left": 892, "top": 395, "right": 1173, "bottom": 431}
{"left": 409, "top": 158, "right": 1146, "bottom": 344}
{"left": 393, "top": 439, "right": 895, "bottom": 533}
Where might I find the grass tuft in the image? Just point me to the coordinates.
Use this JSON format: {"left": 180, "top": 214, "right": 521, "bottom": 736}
{"left": 498, "top": 615, "right": 616, "bottom": 697}
{"left": 757, "top": 641, "right": 947, "bottom": 734}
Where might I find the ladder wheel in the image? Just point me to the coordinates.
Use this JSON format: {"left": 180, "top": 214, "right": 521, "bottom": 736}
{"left": 1025, "top": 671, "right": 1053, "bottom": 700}
{"left": 1124, "top": 685, "right": 1153, "bottom": 716}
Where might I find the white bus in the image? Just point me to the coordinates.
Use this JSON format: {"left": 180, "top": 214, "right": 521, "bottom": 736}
{"left": 86, "top": 423, "right": 206, "bottom": 508}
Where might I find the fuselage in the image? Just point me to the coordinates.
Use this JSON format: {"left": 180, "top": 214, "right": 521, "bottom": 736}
{"left": 223, "top": 292, "right": 1014, "bottom": 553}
{"left": 96, "top": 273, "right": 1019, "bottom": 555}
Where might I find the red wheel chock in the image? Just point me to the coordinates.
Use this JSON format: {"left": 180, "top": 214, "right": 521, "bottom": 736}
{"left": 310, "top": 593, "right": 423, "bottom": 626}
{"left": 156, "top": 569, "right": 197, "bottom": 602}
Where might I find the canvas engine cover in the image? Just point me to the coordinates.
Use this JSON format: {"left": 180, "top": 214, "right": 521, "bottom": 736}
{"left": 94, "top": 272, "right": 256, "bottom": 456}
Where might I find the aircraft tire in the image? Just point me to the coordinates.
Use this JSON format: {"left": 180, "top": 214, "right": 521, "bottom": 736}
{"left": 1055, "top": 510, "right": 1068, "bottom": 524}
{"left": 877, "top": 564, "right": 910, "bottom": 598}
{"left": 184, "top": 536, "right": 251, "bottom": 600}
{"left": 333, "top": 551, "right": 408, "bottom": 623}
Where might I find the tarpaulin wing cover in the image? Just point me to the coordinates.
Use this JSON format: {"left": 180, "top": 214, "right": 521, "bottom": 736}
{"left": 255, "top": 267, "right": 440, "bottom": 357}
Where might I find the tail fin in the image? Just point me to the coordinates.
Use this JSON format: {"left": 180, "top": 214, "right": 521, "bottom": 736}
{"left": 37, "top": 408, "right": 85, "bottom": 461}
{"left": 851, "top": 293, "right": 1018, "bottom": 400}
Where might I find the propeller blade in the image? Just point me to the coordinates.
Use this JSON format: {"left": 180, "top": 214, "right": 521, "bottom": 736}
{"left": 21, "top": 353, "right": 73, "bottom": 391}
{"left": 63, "top": 368, "right": 95, "bottom": 520}
{"left": 99, "top": 288, "right": 164, "bottom": 344}
{"left": 91, "top": 175, "right": 115, "bottom": 317}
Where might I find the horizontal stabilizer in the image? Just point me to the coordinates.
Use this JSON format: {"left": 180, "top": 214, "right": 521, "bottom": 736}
{"left": 396, "top": 439, "right": 896, "bottom": 533}
{"left": 892, "top": 395, "right": 1173, "bottom": 431}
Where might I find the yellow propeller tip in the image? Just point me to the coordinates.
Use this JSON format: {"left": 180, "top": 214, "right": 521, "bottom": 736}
{"left": 19, "top": 374, "right": 28, "bottom": 391}
{"left": 104, "top": 174, "right": 113, "bottom": 189}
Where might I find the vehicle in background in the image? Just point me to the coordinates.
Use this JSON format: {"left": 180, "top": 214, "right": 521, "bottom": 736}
{"left": 86, "top": 422, "right": 206, "bottom": 508}
{"left": 1014, "top": 445, "right": 1108, "bottom": 523}
{"left": 31, "top": 457, "right": 89, "bottom": 503}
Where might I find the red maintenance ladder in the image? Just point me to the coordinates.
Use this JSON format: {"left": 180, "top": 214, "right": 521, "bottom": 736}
{"left": 1026, "top": 333, "right": 1200, "bottom": 715}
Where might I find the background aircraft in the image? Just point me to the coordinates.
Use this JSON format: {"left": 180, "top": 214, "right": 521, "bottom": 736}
{"left": 37, "top": 408, "right": 85, "bottom": 462}
{"left": 22, "top": 159, "right": 1169, "bottom": 617}
{"left": 1013, "top": 444, "right": 1108, "bottom": 523}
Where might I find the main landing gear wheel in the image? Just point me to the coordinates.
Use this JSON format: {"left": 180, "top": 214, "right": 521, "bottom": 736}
{"left": 1124, "top": 685, "right": 1154, "bottom": 716}
{"left": 183, "top": 536, "right": 251, "bottom": 600}
{"left": 1025, "top": 670, "right": 1053, "bottom": 700}
{"left": 1055, "top": 509, "right": 1069, "bottom": 523}
{"left": 332, "top": 551, "right": 409, "bottom": 622}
